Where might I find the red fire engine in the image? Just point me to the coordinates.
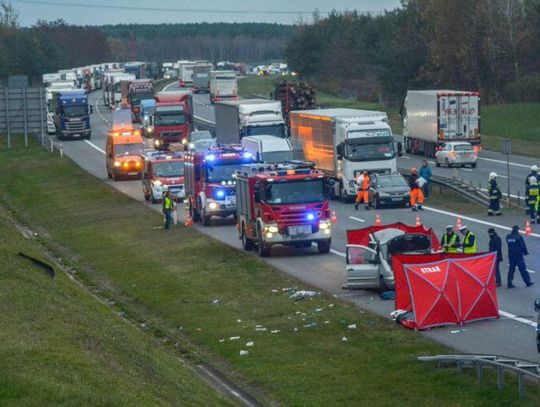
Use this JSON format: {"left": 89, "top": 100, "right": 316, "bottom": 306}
{"left": 142, "top": 151, "right": 185, "bottom": 203}
{"left": 184, "top": 146, "right": 255, "bottom": 226}
{"left": 235, "top": 162, "right": 332, "bottom": 257}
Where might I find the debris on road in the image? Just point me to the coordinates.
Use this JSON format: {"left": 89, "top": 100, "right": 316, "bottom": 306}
{"left": 219, "top": 338, "right": 225, "bottom": 343}
{"left": 450, "top": 329, "right": 467, "bottom": 334}
{"left": 271, "top": 329, "right": 280, "bottom": 334}
{"left": 246, "top": 341, "right": 254, "bottom": 347}
{"left": 289, "top": 290, "right": 318, "bottom": 301}
{"left": 229, "top": 336, "right": 240, "bottom": 341}
{"left": 239, "top": 350, "right": 249, "bottom": 356}
{"left": 348, "top": 324, "right": 357, "bottom": 330}
{"left": 342, "top": 336, "right": 348, "bottom": 342}
{"left": 315, "top": 307, "right": 322, "bottom": 312}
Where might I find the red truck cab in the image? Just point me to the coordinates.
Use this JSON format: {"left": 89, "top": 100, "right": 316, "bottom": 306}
{"left": 235, "top": 162, "right": 332, "bottom": 257}
{"left": 126, "top": 79, "right": 154, "bottom": 123}
{"left": 184, "top": 146, "right": 255, "bottom": 226}
{"left": 142, "top": 151, "right": 185, "bottom": 203}
{"left": 152, "top": 91, "right": 193, "bottom": 150}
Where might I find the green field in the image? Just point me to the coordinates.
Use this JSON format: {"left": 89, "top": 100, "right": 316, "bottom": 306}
{"left": 1, "top": 139, "right": 538, "bottom": 405}
{"left": 239, "top": 76, "right": 540, "bottom": 157}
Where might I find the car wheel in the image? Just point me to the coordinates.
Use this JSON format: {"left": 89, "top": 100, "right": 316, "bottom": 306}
{"left": 435, "top": 159, "right": 441, "bottom": 168}
{"left": 445, "top": 158, "right": 451, "bottom": 168}
{"left": 189, "top": 202, "right": 200, "bottom": 223}
{"left": 374, "top": 196, "right": 381, "bottom": 209}
{"left": 257, "top": 224, "right": 271, "bottom": 257}
{"left": 241, "top": 224, "right": 254, "bottom": 251}
{"left": 202, "top": 209, "right": 211, "bottom": 226}
{"left": 379, "top": 275, "right": 390, "bottom": 292}
{"left": 317, "top": 239, "right": 331, "bottom": 254}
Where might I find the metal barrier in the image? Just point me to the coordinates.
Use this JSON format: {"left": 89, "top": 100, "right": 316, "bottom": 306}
{"left": 418, "top": 354, "right": 540, "bottom": 400}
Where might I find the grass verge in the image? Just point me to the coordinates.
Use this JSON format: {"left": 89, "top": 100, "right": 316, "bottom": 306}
{"left": 239, "top": 76, "right": 540, "bottom": 157}
{"left": 0, "top": 203, "right": 230, "bottom": 405}
{"left": 1, "top": 139, "right": 538, "bottom": 405}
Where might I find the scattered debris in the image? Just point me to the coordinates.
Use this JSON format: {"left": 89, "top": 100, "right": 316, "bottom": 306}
{"left": 239, "top": 350, "right": 249, "bottom": 356}
{"left": 324, "top": 321, "right": 330, "bottom": 324}
{"left": 289, "top": 290, "right": 318, "bottom": 301}
{"left": 271, "top": 330, "right": 280, "bottom": 334}
{"left": 272, "top": 289, "right": 278, "bottom": 293}
{"left": 303, "top": 322, "right": 317, "bottom": 328}
{"left": 255, "top": 327, "right": 267, "bottom": 332}
{"left": 117, "top": 311, "right": 126, "bottom": 318}
{"left": 246, "top": 341, "right": 254, "bottom": 347}
{"left": 314, "top": 307, "right": 322, "bottom": 312}
{"left": 390, "top": 310, "right": 408, "bottom": 320}
{"left": 196, "top": 328, "right": 203, "bottom": 332}
{"left": 342, "top": 336, "right": 348, "bottom": 342}
{"left": 229, "top": 336, "right": 240, "bottom": 341}
{"left": 219, "top": 339, "right": 225, "bottom": 343}
{"left": 293, "top": 327, "right": 298, "bottom": 332}
{"left": 329, "top": 304, "right": 334, "bottom": 308}
{"left": 380, "top": 291, "right": 396, "bottom": 301}
{"left": 212, "top": 298, "right": 221, "bottom": 304}
{"left": 237, "top": 319, "right": 242, "bottom": 323}
{"left": 348, "top": 324, "right": 357, "bottom": 330}
{"left": 451, "top": 329, "right": 467, "bottom": 334}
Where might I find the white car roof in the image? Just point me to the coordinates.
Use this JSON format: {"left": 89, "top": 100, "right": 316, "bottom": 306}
{"left": 371, "top": 228, "right": 405, "bottom": 244}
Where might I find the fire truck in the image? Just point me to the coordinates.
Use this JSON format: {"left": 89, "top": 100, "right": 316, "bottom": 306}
{"left": 184, "top": 146, "right": 255, "bottom": 226}
{"left": 235, "top": 162, "right": 332, "bottom": 257}
{"left": 142, "top": 151, "right": 185, "bottom": 203}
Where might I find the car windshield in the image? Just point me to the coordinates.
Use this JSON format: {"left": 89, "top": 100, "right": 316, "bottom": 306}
{"left": 264, "top": 179, "right": 324, "bottom": 205}
{"left": 114, "top": 143, "right": 143, "bottom": 157}
{"left": 153, "top": 161, "right": 184, "bottom": 177}
{"left": 261, "top": 150, "right": 294, "bottom": 163}
{"left": 205, "top": 163, "right": 242, "bottom": 182}
{"left": 246, "top": 124, "right": 286, "bottom": 138}
{"left": 62, "top": 105, "right": 88, "bottom": 117}
{"left": 190, "top": 131, "right": 213, "bottom": 142}
{"left": 345, "top": 140, "right": 395, "bottom": 161}
{"left": 155, "top": 111, "right": 186, "bottom": 126}
{"left": 191, "top": 139, "right": 216, "bottom": 152}
{"left": 454, "top": 144, "right": 473, "bottom": 151}
{"left": 377, "top": 175, "right": 407, "bottom": 188}
{"left": 130, "top": 92, "right": 154, "bottom": 105}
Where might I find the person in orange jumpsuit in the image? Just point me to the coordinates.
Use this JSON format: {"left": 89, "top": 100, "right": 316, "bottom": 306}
{"left": 354, "top": 170, "right": 370, "bottom": 210}
{"left": 409, "top": 167, "right": 424, "bottom": 212}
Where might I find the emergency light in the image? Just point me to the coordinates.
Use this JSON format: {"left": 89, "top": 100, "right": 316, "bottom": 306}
{"left": 216, "top": 190, "right": 225, "bottom": 198}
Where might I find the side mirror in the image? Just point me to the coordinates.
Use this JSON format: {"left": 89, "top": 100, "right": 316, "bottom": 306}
{"left": 535, "top": 298, "right": 540, "bottom": 312}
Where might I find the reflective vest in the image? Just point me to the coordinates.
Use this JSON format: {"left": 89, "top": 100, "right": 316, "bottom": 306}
{"left": 441, "top": 233, "right": 458, "bottom": 253}
{"left": 163, "top": 196, "right": 173, "bottom": 211}
{"left": 463, "top": 231, "right": 477, "bottom": 254}
{"left": 356, "top": 174, "right": 370, "bottom": 190}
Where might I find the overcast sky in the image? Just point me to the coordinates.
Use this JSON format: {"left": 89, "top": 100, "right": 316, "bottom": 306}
{"left": 13, "top": 0, "right": 402, "bottom": 26}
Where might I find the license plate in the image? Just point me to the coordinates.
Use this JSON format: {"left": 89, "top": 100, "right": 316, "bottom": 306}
{"left": 128, "top": 172, "right": 137, "bottom": 176}
{"left": 73, "top": 134, "right": 80, "bottom": 138}
{"left": 288, "top": 225, "right": 311, "bottom": 236}
{"left": 225, "top": 196, "right": 236, "bottom": 205}
{"left": 391, "top": 197, "right": 402, "bottom": 202}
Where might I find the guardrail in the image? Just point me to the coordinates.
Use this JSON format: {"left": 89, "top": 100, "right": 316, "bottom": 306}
{"left": 418, "top": 354, "right": 540, "bottom": 400}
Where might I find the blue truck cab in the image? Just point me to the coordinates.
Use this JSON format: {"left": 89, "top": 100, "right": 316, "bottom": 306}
{"left": 139, "top": 98, "right": 156, "bottom": 138}
{"left": 53, "top": 90, "right": 92, "bottom": 140}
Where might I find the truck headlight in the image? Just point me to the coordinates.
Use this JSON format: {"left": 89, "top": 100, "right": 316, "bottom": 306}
{"left": 152, "top": 180, "right": 162, "bottom": 188}
{"left": 154, "top": 139, "right": 160, "bottom": 146}
{"left": 268, "top": 225, "right": 278, "bottom": 234}
{"left": 114, "top": 161, "right": 121, "bottom": 167}
{"left": 319, "top": 221, "right": 330, "bottom": 230}
{"left": 208, "top": 202, "right": 218, "bottom": 210}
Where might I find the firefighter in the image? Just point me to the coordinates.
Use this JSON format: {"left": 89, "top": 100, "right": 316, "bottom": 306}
{"left": 441, "top": 225, "right": 460, "bottom": 253}
{"left": 487, "top": 172, "right": 502, "bottom": 216}
{"left": 162, "top": 186, "right": 173, "bottom": 230}
{"left": 409, "top": 167, "right": 424, "bottom": 211}
{"left": 459, "top": 225, "right": 477, "bottom": 254}
{"left": 354, "top": 170, "right": 370, "bottom": 211}
{"left": 526, "top": 165, "right": 540, "bottom": 223}
{"left": 506, "top": 225, "right": 533, "bottom": 288}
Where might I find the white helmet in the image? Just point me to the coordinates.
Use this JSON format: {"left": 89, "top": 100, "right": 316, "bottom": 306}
{"left": 489, "top": 172, "right": 497, "bottom": 180}
{"left": 532, "top": 165, "right": 538, "bottom": 172}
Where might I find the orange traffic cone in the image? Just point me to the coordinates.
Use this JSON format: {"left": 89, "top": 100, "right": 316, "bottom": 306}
{"left": 415, "top": 215, "right": 421, "bottom": 227}
{"left": 185, "top": 216, "right": 193, "bottom": 228}
{"left": 456, "top": 217, "right": 462, "bottom": 231}
{"left": 525, "top": 220, "right": 532, "bottom": 236}
{"left": 375, "top": 213, "right": 382, "bottom": 226}
{"left": 331, "top": 211, "right": 337, "bottom": 224}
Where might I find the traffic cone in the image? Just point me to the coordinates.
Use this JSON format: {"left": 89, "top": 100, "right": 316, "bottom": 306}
{"left": 185, "top": 216, "right": 193, "bottom": 228}
{"left": 456, "top": 217, "right": 462, "bottom": 231}
{"left": 331, "top": 211, "right": 337, "bottom": 224}
{"left": 525, "top": 220, "right": 532, "bottom": 236}
{"left": 375, "top": 213, "right": 382, "bottom": 226}
{"left": 415, "top": 215, "right": 421, "bottom": 227}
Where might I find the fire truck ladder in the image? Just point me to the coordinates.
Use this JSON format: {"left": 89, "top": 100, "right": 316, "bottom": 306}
{"left": 418, "top": 354, "right": 540, "bottom": 400}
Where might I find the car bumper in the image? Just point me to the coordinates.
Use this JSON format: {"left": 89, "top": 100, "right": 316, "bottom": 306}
{"left": 262, "top": 228, "right": 332, "bottom": 245}
{"left": 206, "top": 201, "right": 236, "bottom": 217}
{"left": 378, "top": 195, "right": 410, "bottom": 206}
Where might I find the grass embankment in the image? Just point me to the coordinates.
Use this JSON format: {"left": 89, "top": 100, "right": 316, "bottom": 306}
{"left": 0, "top": 206, "right": 228, "bottom": 404}
{"left": 239, "top": 76, "right": 540, "bottom": 157}
{"left": 1, "top": 140, "right": 538, "bottom": 405}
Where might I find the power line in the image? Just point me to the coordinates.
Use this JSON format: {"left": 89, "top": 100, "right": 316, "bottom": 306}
{"left": 12, "top": 0, "right": 336, "bottom": 16}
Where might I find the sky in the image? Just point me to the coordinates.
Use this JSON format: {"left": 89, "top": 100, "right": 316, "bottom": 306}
{"left": 12, "top": 0, "right": 402, "bottom": 26}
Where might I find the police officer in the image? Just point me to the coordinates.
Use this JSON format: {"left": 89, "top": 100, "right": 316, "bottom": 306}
{"left": 459, "top": 225, "right": 477, "bottom": 254}
{"left": 487, "top": 172, "right": 502, "bottom": 216}
{"left": 506, "top": 225, "right": 534, "bottom": 288}
{"left": 441, "top": 225, "right": 460, "bottom": 253}
{"left": 488, "top": 228, "right": 503, "bottom": 286}
{"left": 526, "top": 165, "right": 540, "bottom": 223}
{"left": 162, "top": 186, "right": 173, "bottom": 230}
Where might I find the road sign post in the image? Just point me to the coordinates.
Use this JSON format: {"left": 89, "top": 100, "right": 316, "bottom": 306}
{"left": 502, "top": 139, "right": 512, "bottom": 205}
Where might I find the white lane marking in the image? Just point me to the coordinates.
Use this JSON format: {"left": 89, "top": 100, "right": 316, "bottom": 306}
{"left": 423, "top": 205, "right": 540, "bottom": 238}
{"left": 528, "top": 269, "right": 537, "bottom": 274}
{"left": 478, "top": 157, "right": 531, "bottom": 169}
{"left": 401, "top": 155, "right": 411, "bottom": 160}
{"left": 461, "top": 168, "right": 473, "bottom": 172}
{"left": 330, "top": 249, "right": 346, "bottom": 258}
{"left": 498, "top": 310, "right": 537, "bottom": 328}
{"left": 84, "top": 140, "right": 105, "bottom": 155}
{"left": 349, "top": 216, "right": 365, "bottom": 223}
{"left": 95, "top": 100, "right": 111, "bottom": 125}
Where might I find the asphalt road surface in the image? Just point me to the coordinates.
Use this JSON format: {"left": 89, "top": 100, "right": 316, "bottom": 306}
{"left": 58, "top": 85, "right": 540, "bottom": 363}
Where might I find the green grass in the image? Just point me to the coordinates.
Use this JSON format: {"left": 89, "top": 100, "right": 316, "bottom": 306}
{"left": 239, "top": 76, "right": 540, "bottom": 156}
{"left": 0, "top": 203, "right": 230, "bottom": 405}
{"left": 1, "top": 139, "right": 539, "bottom": 405}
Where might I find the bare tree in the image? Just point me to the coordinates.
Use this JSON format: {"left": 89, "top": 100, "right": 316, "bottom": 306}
{"left": 0, "top": 0, "right": 19, "bottom": 29}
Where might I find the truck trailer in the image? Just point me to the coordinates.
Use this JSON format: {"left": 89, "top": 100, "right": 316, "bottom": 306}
{"left": 290, "top": 108, "right": 397, "bottom": 202}
{"left": 403, "top": 90, "right": 481, "bottom": 157}
{"left": 192, "top": 63, "right": 213, "bottom": 93}
{"left": 120, "top": 79, "right": 154, "bottom": 122}
{"left": 209, "top": 70, "right": 237, "bottom": 104}
{"left": 214, "top": 99, "right": 286, "bottom": 144}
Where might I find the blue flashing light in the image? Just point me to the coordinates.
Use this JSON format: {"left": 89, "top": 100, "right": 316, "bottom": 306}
{"left": 243, "top": 152, "right": 253, "bottom": 160}
{"left": 306, "top": 213, "right": 315, "bottom": 221}
{"left": 206, "top": 154, "right": 216, "bottom": 161}
{"left": 216, "top": 190, "right": 225, "bottom": 198}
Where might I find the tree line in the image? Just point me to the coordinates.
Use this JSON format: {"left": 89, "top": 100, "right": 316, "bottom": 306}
{"left": 286, "top": 0, "right": 540, "bottom": 105}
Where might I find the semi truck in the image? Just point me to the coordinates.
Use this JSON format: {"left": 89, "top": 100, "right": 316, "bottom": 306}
{"left": 124, "top": 62, "right": 147, "bottom": 79}
{"left": 209, "top": 70, "right": 237, "bottom": 104}
{"left": 214, "top": 99, "right": 286, "bottom": 144}
{"left": 403, "top": 90, "right": 481, "bottom": 157}
{"left": 52, "top": 90, "right": 92, "bottom": 140}
{"left": 236, "top": 162, "right": 332, "bottom": 257}
{"left": 109, "top": 73, "right": 136, "bottom": 109}
{"left": 152, "top": 91, "right": 193, "bottom": 149}
{"left": 46, "top": 81, "right": 78, "bottom": 134}
{"left": 192, "top": 63, "right": 213, "bottom": 93}
{"left": 179, "top": 62, "right": 196, "bottom": 87}
{"left": 102, "top": 70, "right": 124, "bottom": 107}
{"left": 184, "top": 146, "right": 255, "bottom": 226}
{"left": 120, "top": 79, "right": 154, "bottom": 122}
{"left": 290, "top": 108, "right": 397, "bottom": 202}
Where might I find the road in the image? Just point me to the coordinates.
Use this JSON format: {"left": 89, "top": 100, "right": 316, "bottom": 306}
{"left": 59, "top": 84, "right": 540, "bottom": 363}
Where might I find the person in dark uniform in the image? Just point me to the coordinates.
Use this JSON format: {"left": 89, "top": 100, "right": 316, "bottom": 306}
{"left": 506, "top": 225, "right": 534, "bottom": 288}
{"left": 488, "top": 228, "right": 503, "bottom": 286}
{"left": 487, "top": 172, "right": 502, "bottom": 216}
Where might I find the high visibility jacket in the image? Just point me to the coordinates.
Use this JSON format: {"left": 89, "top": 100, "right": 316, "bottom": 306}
{"left": 463, "top": 231, "right": 477, "bottom": 254}
{"left": 163, "top": 196, "right": 173, "bottom": 211}
{"left": 356, "top": 174, "right": 370, "bottom": 190}
{"left": 441, "top": 232, "right": 459, "bottom": 253}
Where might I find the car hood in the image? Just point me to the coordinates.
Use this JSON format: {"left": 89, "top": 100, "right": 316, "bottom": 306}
{"left": 377, "top": 186, "right": 409, "bottom": 194}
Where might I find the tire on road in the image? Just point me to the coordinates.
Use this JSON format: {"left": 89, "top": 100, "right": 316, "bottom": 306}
{"left": 317, "top": 239, "right": 331, "bottom": 254}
